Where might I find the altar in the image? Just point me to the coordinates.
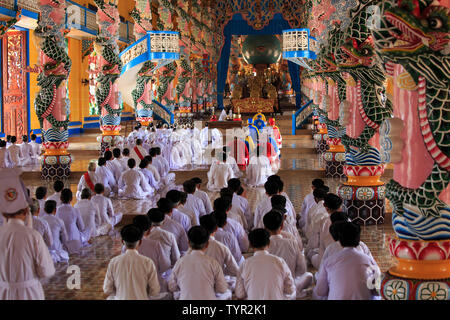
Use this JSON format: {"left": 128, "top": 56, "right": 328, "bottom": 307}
{"left": 232, "top": 97, "right": 276, "bottom": 114}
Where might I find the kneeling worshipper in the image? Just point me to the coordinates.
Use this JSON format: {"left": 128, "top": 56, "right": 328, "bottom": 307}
{"left": 0, "top": 168, "right": 55, "bottom": 300}
{"left": 245, "top": 146, "right": 274, "bottom": 187}
{"left": 235, "top": 229, "right": 296, "bottom": 300}
{"left": 30, "top": 198, "right": 53, "bottom": 248}
{"left": 223, "top": 146, "right": 244, "bottom": 178}
{"left": 95, "top": 157, "right": 117, "bottom": 197}
{"left": 56, "top": 189, "right": 88, "bottom": 254}
{"left": 118, "top": 158, "right": 154, "bottom": 200}
{"left": 19, "top": 135, "right": 34, "bottom": 166}
{"left": 91, "top": 183, "right": 122, "bottom": 230}
{"left": 76, "top": 161, "right": 98, "bottom": 201}
{"left": 130, "top": 139, "right": 149, "bottom": 164}
{"left": 207, "top": 152, "right": 234, "bottom": 192}
{"left": 313, "top": 222, "right": 381, "bottom": 300}
{"left": 263, "top": 211, "right": 313, "bottom": 299}
{"left": 168, "top": 226, "right": 231, "bottom": 300}
{"left": 200, "top": 214, "right": 239, "bottom": 291}
{"left": 103, "top": 224, "right": 160, "bottom": 300}
{"left": 42, "top": 200, "right": 69, "bottom": 264}
{"left": 74, "top": 188, "right": 101, "bottom": 241}
{"left": 298, "top": 179, "right": 325, "bottom": 230}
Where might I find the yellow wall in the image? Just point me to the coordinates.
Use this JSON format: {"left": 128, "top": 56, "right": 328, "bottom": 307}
{"left": 29, "top": 30, "right": 40, "bottom": 132}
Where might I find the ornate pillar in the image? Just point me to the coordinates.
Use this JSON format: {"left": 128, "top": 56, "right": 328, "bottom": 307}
{"left": 35, "top": 0, "right": 72, "bottom": 180}
{"left": 371, "top": 0, "right": 450, "bottom": 298}
{"left": 130, "top": 0, "right": 154, "bottom": 126}
{"left": 94, "top": 0, "right": 123, "bottom": 155}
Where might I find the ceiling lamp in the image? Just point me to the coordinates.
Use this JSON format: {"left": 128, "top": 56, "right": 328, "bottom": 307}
{"left": 282, "top": 28, "right": 317, "bottom": 71}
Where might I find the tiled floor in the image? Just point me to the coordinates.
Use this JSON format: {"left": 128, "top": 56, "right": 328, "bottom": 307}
{"left": 20, "top": 125, "right": 398, "bottom": 300}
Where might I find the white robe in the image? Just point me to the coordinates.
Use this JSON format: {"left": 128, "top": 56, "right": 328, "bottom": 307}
{"left": 76, "top": 171, "right": 98, "bottom": 201}
{"left": 130, "top": 145, "right": 148, "bottom": 164}
{"left": 91, "top": 194, "right": 122, "bottom": 228}
{"left": 0, "top": 219, "right": 55, "bottom": 300}
{"left": 7, "top": 145, "right": 21, "bottom": 167}
{"left": 29, "top": 141, "right": 42, "bottom": 161}
{"left": 0, "top": 147, "right": 11, "bottom": 168}
{"left": 19, "top": 142, "right": 34, "bottom": 166}
{"left": 32, "top": 216, "right": 53, "bottom": 248}
{"left": 74, "top": 199, "right": 99, "bottom": 240}
{"left": 207, "top": 162, "right": 234, "bottom": 191}
{"left": 95, "top": 166, "right": 117, "bottom": 196}
{"left": 41, "top": 214, "right": 69, "bottom": 263}
{"left": 118, "top": 168, "right": 153, "bottom": 200}
{"left": 56, "top": 204, "right": 86, "bottom": 254}
{"left": 245, "top": 155, "right": 273, "bottom": 187}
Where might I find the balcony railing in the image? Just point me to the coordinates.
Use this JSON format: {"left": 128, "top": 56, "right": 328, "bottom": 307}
{"left": 292, "top": 100, "right": 313, "bottom": 135}
{"left": 0, "top": 0, "right": 134, "bottom": 43}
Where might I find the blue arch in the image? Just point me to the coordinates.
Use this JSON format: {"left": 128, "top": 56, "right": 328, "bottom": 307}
{"left": 216, "top": 13, "right": 301, "bottom": 110}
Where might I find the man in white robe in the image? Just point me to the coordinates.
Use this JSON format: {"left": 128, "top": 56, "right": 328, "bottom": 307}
{"left": 41, "top": 199, "right": 69, "bottom": 263}
{"left": 130, "top": 139, "right": 148, "bottom": 164}
{"left": 35, "top": 186, "right": 48, "bottom": 217}
{"left": 76, "top": 162, "right": 98, "bottom": 201}
{"left": 104, "top": 224, "right": 160, "bottom": 300}
{"left": 30, "top": 199, "right": 53, "bottom": 248}
{"left": 304, "top": 188, "right": 329, "bottom": 261}
{"left": 0, "top": 140, "right": 11, "bottom": 168}
{"left": 168, "top": 226, "right": 230, "bottom": 300}
{"left": 228, "top": 178, "right": 252, "bottom": 231}
{"left": 191, "top": 177, "right": 213, "bottom": 214}
{"left": 91, "top": 183, "right": 122, "bottom": 229}
{"left": 235, "top": 229, "right": 296, "bottom": 300}
{"left": 19, "top": 135, "right": 34, "bottom": 166}
{"left": 110, "top": 148, "right": 127, "bottom": 181}
{"left": 166, "top": 190, "right": 192, "bottom": 233}
{"left": 253, "top": 180, "right": 280, "bottom": 229}
{"left": 0, "top": 168, "right": 55, "bottom": 300}
{"left": 7, "top": 136, "right": 22, "bottom": 167}
{"left": 207, "top": 152, "right": 234, "bottom": 192}
{"left": 47, "top": 180, "right": 65, "bottom": 208}
{"left": 263, "top": 211, "right": 313, "bottom": 298}
{"left": 298, "top": 179, "right": 325, "bottom": 230}
{"left": 183, "top": 180, "right": 207, "bottom": 222}
{"left": 213, "top": 210, "right": 244, "bottom": 266}
{"left": 246, "top": 147, "right": 274, "bottom": 188}
{"left": 157, "top": 198, "right": 189, "bottom": 254}
{"left": 313, "top": 222, "right": 381, "bottom": 300}
{"left": 29, "top": 134, "right": 42, "bottom": 164}
{"left": 74, "top": 188, "right": 101, "bottom": 241}
{"left": 95, "top": 157, "right": 117, "bottom": 197}
{"left": 118, "top": 158, "right": 153, "bottom": 200}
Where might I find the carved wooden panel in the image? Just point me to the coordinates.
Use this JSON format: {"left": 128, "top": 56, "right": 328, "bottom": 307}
{"left": 2, "top": 30, "right": 27, "bottom": 141}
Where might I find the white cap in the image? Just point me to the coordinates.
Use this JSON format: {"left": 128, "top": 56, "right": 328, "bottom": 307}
{"left": 0, "top": 168, "right": 30, "bottom": 214}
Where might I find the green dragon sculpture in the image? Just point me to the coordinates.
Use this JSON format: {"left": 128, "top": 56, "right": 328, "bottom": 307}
{"left": 334, "top": 0, "right": 393, "bottom": 152}
{"left": 371, "top": 0, "right": 449, "bottom": 237}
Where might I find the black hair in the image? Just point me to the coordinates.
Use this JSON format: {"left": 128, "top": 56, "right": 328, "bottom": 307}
{"left": 22, "top": 135, "right": 28, "bottom": 142}
{"left": 149, "top": 148, "right": 157, "bottom": 157}
{"left": 53, "top": 180, "right": 64, "bottom": 193}
{"left": 191, "top": 177, "right": 202, "bottom": 185}
{"left": 139, "top": 159, "right": 149, "bottom": 169}
{"left": 133, "top": 215, "right": 151, "bottom": 233}
{"left": 98, "top": 157, "right": 107, "bottom": 166}
{"left": 166, "top": 190, "right": 182, "bottom": 205}
{"left": 136, "top": 139, "right": 142, "bottom": 145}
{"left": 6, "top": 135, "right": 11, "bottom": 142}
{"left": 187, "top": 226, "right": 210, "bottom": 250}
{"left": 249, "top": 228, "right": 270, "bottom": 249}
{"left": 35, "top": 186, "right": 47, "bottom": 200}
{"left": 157, "top": 198, "right": 174, "bottom": 214}
{"left": 104, "top": 150, "right": 113, "bottom": 161}
{"left": 313, "top": 187, "right": 328, "bottom": 200}
{"left": 10, "top": 136, "right": 17, "bottom": 143}
{"left": 155, "top": 147, "right": 161, "bottom": 155}
{"left": 267, "top": 175, "right": 284, "bottom": 192}
{"left": 183, "top": 180, "right": 197, "bottom": 194}
{"left": 121, "top": 224, "right": 144, "bottom": 248}
{"left": 60, "top": 188, "right": 73, "bottom": 204}
{"left": 44, "top": 200, "right": 57, "bottom": 214}
{"left": 329, "top": 221, "right": 345, "bottom": 241}
{"left": 122, "top": 148, "right": 130, "bottom": 156}
{"left": 144, "top": 155, "right": 153, "bottom": 163}
{"left": 324, "top": 193, "right": 343, "bottom": 211}
{"left": 339, "top": 222, "right": 361, "bottom": 247}
{"left": 200, "top": 214, "right": 218, "bottom": 235}
{"left": 147, "top": 208, "right": 165, "bottom": 224}
{"left": 219, "top": 187, "right": 234, "bottom": 199}
{"left": 0, "top": 140, "right": 5, "bottom": 148}
{"left": 179, "top": 191, "right": 188, "bottom": 204}
{"left": 113, "top": 148, "right": 121, "bottom": 158}
{"left": 213, "top": 197, "right": 232, "bottom": 213}
{"left": 212, "top": 210, "right": 227, "bottom": 228}
{"left": 312, "top": 179, "right": 325, "bottom": 188}
{"left": 227, "top": 178, "right": 241, "bottom": 192}
{"left": 31, "top": 134, "right": 37, "bottom": 141}
{"left": 271, "top": 194, "right": 286, "bottom": 209}
{"left": 263, "top": 210, "right": 283, "bottom": 232}
{"left": 237, "top": 186, "right": 244, "bottom": 196}
{"left": 94, "top": 183, "right": 105, "bottom": 194}
{"left": 81, "top": 188, "right": 91, "bottom": 199}
{"left": 264, "top": 180, "right": 279, "bottom": 196}
{"left": 330, "top": 211, "right": 348, "bottom": 224}
{"left": 128, "top": 158, "right": 136, "bottom": 169}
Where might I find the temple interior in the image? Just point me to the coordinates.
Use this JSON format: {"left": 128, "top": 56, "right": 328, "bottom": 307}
{"left": 0, "top": 0, "right": 448, "bottom": 302}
